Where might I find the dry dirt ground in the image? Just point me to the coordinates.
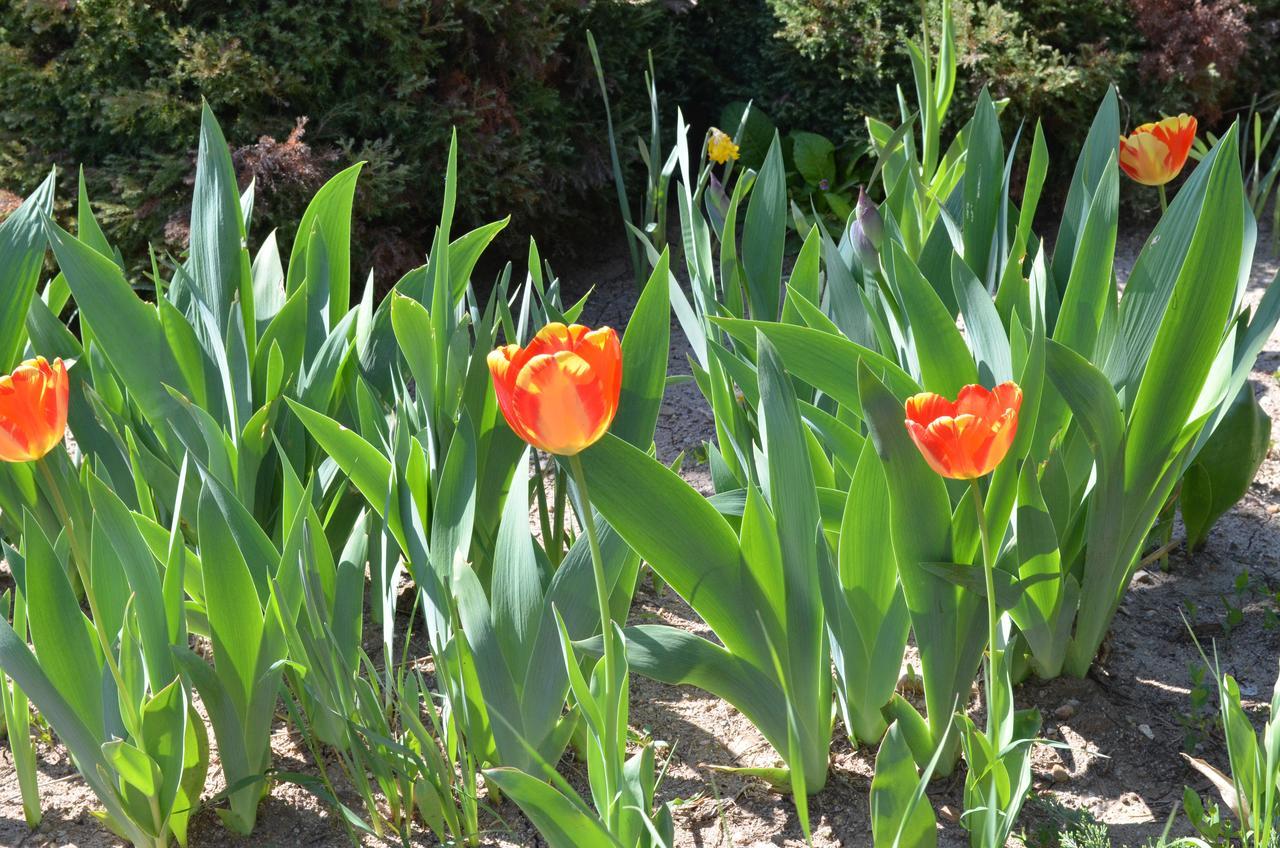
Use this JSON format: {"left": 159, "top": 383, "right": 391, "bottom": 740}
{"left": 2, "top": 225, "right": 1279, "bottom": 847}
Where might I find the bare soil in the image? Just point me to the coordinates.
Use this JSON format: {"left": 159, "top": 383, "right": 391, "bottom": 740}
{"left": 2, "top": 226, "right": 1278, "bottom": 847}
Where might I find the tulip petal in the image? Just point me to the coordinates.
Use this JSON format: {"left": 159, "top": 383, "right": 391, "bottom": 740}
{"left": 905, "top": 418, "right": 955, "bottom": 478}
{"left": 513, "top": 350, "right": 604, "bottom": 455}
{"left": 906, "top": 392, "right": 955, "bottom": 426}
{"left": 0, "top": 420, "right": 30, "bottom": 462}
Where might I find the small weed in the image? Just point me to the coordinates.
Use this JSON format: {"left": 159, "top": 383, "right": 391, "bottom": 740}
{"left": 1179, "top": 662, "right": 1216, "bottom": 750}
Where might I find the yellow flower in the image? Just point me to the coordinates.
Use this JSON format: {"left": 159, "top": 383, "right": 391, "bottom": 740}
{"left": 707, "top": 128, "right": 739, "bottom": 164}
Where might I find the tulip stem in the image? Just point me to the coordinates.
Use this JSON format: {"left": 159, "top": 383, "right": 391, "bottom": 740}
{"left": 568, "top": 453, "right": 620, "bottom": 831}
{"left": 970, "top": 480, "right": 1001, "bottom": 740}
{"left": 1158, "top": 183, "right": 1168, "bottom": 213}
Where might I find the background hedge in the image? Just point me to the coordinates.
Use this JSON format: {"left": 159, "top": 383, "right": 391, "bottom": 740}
{"left": 2, "top": 0, "right": 1278, "bottom": 282}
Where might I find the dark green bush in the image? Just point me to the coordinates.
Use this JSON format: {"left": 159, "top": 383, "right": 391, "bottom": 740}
{"left": 0, "top": 0, "right": 689, "bottom": 279}
{"left": 685, "top": 0, "right": 1278, "bottom": 173}
{"left": 3, "top": 0, "right": 1277, "bottom": 286}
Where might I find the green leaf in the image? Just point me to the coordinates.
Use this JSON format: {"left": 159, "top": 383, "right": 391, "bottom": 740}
{"left": 791, "top": 131, "right": 836, "bottom": 186}
{"left": 886, "top": 241, "right": 977, "bottom": 394}
{"left": 578, "top": 434, "right": 757, "bottom": 662}
{"left": 197, "top": 486, "right": 265, "bottom": 718}
{"left": 1182, "top": 385, "right": 1270, "bottom": 549}
{"left": 483, "top": 769, "right": 621, "bottom": 848}
{"left": 1125, "top": 124, "right": 1245, "bottom": 497}
{"left": 1052, "top": 87, "right": 1119, "bottom": 295}
{"left": 284, "top": 398, "right": 400, "bottom": 547}
{"left": 1053, "top": 152, "right": 1118, "bottom": 356}
{"left": 871, "top": 721, "right": 937, "bottom": 848}
{"left": 579, "top": 623, "right": 789, "bottom": 759}
{"left": 43, "top": 219, "right": 193, "bottom": 442}
{"left": 713, "top": 318, "right": 922, "bottom": 412}
{"left": 390, "top": 293, "right": 435, "bottom": 392}
{"left": 24, "top": 513, "right": 104, "bottom": 738}
{"left": 88, "top": 473, "right": 174, "bottom": 685}
{"left": 756, "top": 333, "right": 832, "bottom": 787}
{"left": 951, "top": 254, "right": 1012, "bottom": 384}
{"left": 185, "top": 104, "right": 247, "bottom": 335}
{"left": 613, "top": 248, "right": 671, "bottom": 448}
{"left": 139, "top": 678, "right": 189, "bottom": 820}
{"left": 0, "top": 614, "right": 139, "bottom": 842}
{"left": 962, "top": 88, "right": 1004, "bottom": 288}
{"left": 286, "top": 163, "right": 363, "bottom": 320}
{"left": 491, "top": 449, "right": 543, "bottom": 676}
{"left": 831, "top": 444, "right": 910, "bottom": 745}
{"left": 0, "top": 169, "right": 54, "bottom": 370}
{"left": 102, "top": 739, "right": 160, "bottom": 797}
{"left": 742, "top": 133, "right": 787, "bottom": 321}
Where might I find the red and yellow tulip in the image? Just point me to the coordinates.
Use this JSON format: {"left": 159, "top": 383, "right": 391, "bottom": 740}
{"left": 904, "top": 382, "right": 1022, "bottom": 480}
{"left": 488, "top": 323, "right": 622, "bottom": 456}
{"left": 0, "top": 356, "right": 69, "bottom": 463}
{"left": 1118, "top": 114, "right": 1197, "bottom": 186}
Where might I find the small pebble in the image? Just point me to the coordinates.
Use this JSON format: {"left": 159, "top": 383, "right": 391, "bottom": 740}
{"left": 939, "top": 804, "right": 961, "bottom": 823}
{"left": 1050, "top": 763, "right": 1070, "bottom": 783}
{"left": 1138, "top": 723, "right": 1154, "bottom": 740}
{"left": 1267, "top": 503, "right": 1279, "bottom": 515}
{"left": 1054, "top": 702, "right": 1077, "bottom": 720}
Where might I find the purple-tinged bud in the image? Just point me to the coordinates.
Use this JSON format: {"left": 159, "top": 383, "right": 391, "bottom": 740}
{"left": 855, "top": 185, "right": 883, "bottom": 250}
{"left": 849, "top": 216, "right": 877, "bottom": 272}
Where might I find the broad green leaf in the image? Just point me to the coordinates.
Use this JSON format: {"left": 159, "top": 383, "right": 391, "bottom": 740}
{"left": 886, "top": 241, "right": 976, "bottom": 394}
{"left": 0, "top": 169, "right": 54, "bottom": 370}
{"left": 23, "top": 514, "right": 103, "bottom": 737}
{"left": 961, "top": 88, "right": 1004, "bottom": 288}
{"left": 88, "top": 473, "right": 174, "bottom": 685}
{"left": 756, "top": 332, "right": 829, "bottom": 783}
{"left": 871, "top": 721, "right": 937, "bottom": 848}
{"left": 286, "top": 163, "right": 363, "bottom": 320}
{"left": 491, "top": 449, "right": 542, "bottom": 675}
{"left": 197, "top": 486, "right": 265, "bottom": 717}
{"left": 742, "top": 134, "right": 787, "bottom": 321}
{"left": 43, "top": 219, "right": 193, "bottom": 442}
{"left": 483, "top": 768, "right": 621, "bottom": 848}
{"left": 1053, "top": 153, "right": 1117, "bottom": 356}
{"left": 285, "top": 398, "right": 401, "bottom": 547}
{"left": 579, "top": 623, "right": 789, "bottom": 760}
{"left": 713, "top": 318, "right": 922, "bottom": 412}
{"left": 952, "top": 254, "right": 1012, "bottom": 384}
{"left": 613, "top": 248, "right": 671, "bottom": 448}
{"left": 1052, "top": 87, "right": 1119, "bottom": 295}
{"left": 578, "top": 434, "right": 757, "bottom": 661}
{"left": 185, "top": 104, "right": 246, "bottom": 335}
{"left": 1126, "top": 125, "right": 1244, "bottom": 496}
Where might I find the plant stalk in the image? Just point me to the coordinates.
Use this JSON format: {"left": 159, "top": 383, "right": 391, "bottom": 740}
{"left": 568, "top": 453, "right": 620, "bottom": 831}
{"left": 970, "top": 480, "right": 999, "bottom": 739}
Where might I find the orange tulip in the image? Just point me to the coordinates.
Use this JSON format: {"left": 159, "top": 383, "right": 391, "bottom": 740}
{"left": 904, "top": 382, "right": 1022, "bottom": 480}
{"left": 0, "top": 356, "right": 69, "bottom": 463}
{"left": 1118, "top": 114, "right": 1197, "bottom": 186}
{"left": 488, "top": 323, "right": 622, "bottom": 456}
